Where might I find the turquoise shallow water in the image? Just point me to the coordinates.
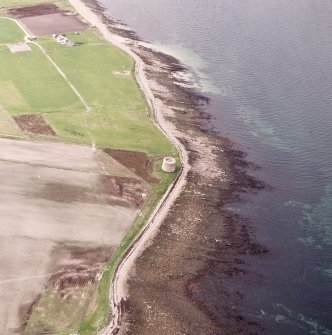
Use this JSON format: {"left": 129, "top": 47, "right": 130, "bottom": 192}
{"left": 99, "top": 0, "right": 332, "bottom": 333}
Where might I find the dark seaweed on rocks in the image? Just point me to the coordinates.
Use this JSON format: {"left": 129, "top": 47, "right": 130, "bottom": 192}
{"left": 84, "top": 1, "right": 268, "bottom": 334}
{"left": 83, "top": 0, "right": 143, "bottom": 41}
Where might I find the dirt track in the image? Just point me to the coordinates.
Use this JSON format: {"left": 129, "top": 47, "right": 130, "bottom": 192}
{"left": 0, "top": 137, "right": 144, "bottom": 334}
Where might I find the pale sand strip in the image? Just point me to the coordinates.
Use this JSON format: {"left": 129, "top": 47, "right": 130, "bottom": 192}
{"left": 68, "top": 0, "right": 190, "bottom": 333}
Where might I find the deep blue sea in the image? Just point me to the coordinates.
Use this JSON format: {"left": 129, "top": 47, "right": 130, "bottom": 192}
{"left": 99, "top": 0, "right": 332, "bottom": 334}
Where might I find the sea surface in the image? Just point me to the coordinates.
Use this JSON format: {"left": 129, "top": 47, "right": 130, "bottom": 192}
{"left": 99, "top": 0, "right": 332, "bottom": 334}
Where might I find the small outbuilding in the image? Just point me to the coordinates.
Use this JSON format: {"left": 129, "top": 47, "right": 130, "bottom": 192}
{"left": 162, "top": 157, "right": 176, "bottom": 173}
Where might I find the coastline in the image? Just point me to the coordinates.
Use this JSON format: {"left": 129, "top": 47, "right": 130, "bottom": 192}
{"left": 67, "top": 0, "right": 190, "bottom": 333}
{"left": 68, "top": 0, "right": 267, "bottom": 334}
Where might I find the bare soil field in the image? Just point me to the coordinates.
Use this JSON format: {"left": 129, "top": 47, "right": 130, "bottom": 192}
{"left": 103, "top": 148, "right": 160, "bottom": 184}
{"left": 9, "top": 3, "right": 62, "bottom": 17}
{"left": 10, "top": 3, "right": 88, "bottom": 36}
{"left": 14, "top": 114, "right": 56, "bottom": 136}
{"left": 0, "top": 137, "right": 147, "bottom": 334}
{"left": 20, "top": 12, "right": 88, "bottom": 35}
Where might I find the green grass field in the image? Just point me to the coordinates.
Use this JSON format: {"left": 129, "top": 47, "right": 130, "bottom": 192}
{"left": 0, "top": 19, "right": 25, "bottom": 44}
{"left": 39, "top": 30, "right": 174, "bottom": 153}
{"left": 0, "top": 19, "right": 175, "bottom": 154}
{"left": 0, "top": 44, "right": 83, "bottom": 113}
{"left": 0, "top": 106, "right": 23, "bottom": 136}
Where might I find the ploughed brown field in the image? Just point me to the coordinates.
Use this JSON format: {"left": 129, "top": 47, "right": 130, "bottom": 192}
{"left": 14, "top": 114, "right": 57, "bottom": 136}
{"left": 0, "top": 137, "right": 148, "bottom": 333}
{"left": 10, "top": 3, "right": 88, "bottom": 36}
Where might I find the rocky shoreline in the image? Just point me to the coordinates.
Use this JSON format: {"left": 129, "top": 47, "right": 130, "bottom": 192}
{"left": 81, "top": 1, "right": 267, "bottom": 334}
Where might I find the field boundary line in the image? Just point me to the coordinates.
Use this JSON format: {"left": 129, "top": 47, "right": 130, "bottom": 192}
{"left": 0, "top": 16, "right": 92, "bottom": 115}
{"left": 0, "top": 16, "right": 95, "bottom": 146}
